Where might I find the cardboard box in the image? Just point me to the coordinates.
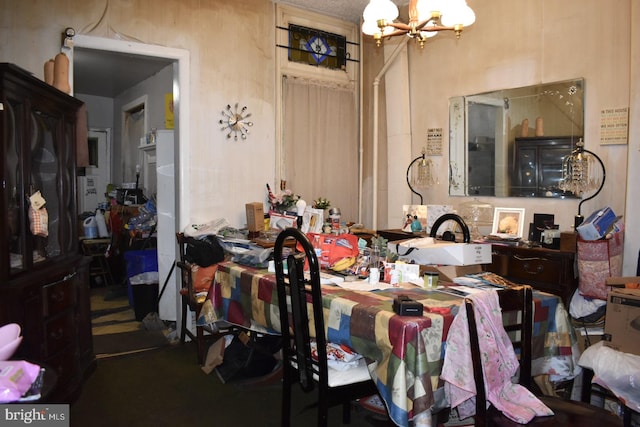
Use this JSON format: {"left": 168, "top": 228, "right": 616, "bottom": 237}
{"left": 576, "top": 326, "right": 605, "bottom": 354}
{"left": 576, "top": 206, "right": 617, "bottom": 241}
{"left": 389, "top": 239, "right": 492, "bottom": 266}
{"left": 605, "top": 276, "right": 640, "bottom": 288}
{"left": 603, "top": 287, "right": 640, "bottom": 355}
{"left": 245, "top": 202, "right": 264, "bottom": 232}
{"left": 560, "top": 231, "right": 577, "bottom": 252}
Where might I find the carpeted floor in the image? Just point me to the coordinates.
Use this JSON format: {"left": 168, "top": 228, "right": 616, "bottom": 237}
{"left": 90, "top": 286, "right": 172, "bottom": 358}
{"left": 70, "top": 342, "right": 395, "bottom": 427}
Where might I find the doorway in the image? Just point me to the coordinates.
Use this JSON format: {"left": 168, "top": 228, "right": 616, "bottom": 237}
{"left": 71, "top": 34, "right": 191, "bottom": 329}
{"left": 78, "top": 129, "right": 112, "bottom": 214}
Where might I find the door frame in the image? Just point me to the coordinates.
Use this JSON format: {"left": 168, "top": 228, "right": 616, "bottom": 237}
{"left": 71, "top": 35, "right": 190, "bottom": 324}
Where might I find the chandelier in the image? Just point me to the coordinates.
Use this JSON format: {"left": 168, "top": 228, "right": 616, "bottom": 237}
{"left": 362, "top": 0, "right": 476, "bottom": 47}
{"left": 557, "top": 138, "right": 606, "bottom": 228}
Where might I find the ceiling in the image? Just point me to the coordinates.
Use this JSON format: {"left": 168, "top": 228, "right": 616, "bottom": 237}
{"left": 73, "top": 0, "right": 404, "bottom": 98}
{"left": 73, "top": 48, "right": 174, "bottom": 98}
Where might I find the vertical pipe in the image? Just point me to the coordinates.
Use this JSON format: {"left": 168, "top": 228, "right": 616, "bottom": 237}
{"left": 371, "top": 38, "right": 409, "bottom": 230}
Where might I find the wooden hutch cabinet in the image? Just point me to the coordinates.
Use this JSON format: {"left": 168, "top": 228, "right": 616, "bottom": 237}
{"left": 0, "top": 63, "right": 95, "bottom": 402}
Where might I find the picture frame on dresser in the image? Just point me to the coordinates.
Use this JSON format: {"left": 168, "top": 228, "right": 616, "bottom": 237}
{"left": 491, "top": 207, "right": 525, "bottom": 239}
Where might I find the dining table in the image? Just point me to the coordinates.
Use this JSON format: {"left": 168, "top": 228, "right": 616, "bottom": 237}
{"left": 198, "top": 260, "right": 582, "bottom": 427}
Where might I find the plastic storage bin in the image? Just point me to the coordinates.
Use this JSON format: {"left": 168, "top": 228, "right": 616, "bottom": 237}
{"left": 124, "top": 249, "right": 159, "bottom": 321}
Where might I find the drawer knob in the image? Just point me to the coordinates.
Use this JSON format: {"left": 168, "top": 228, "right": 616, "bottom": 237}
{"left": 522, "top": 262, "right": 544, "bottom": 275}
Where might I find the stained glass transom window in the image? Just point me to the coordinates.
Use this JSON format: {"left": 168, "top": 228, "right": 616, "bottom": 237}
{"left": 288, "top": 24, "right": 347, "bottom": 70}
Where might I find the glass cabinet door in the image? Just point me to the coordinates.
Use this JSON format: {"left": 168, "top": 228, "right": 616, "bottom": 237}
{"left": 5, "top": 98, "right": 26, "bottom": 273}
{"left": 513, "top": 147, "right": 537, "bottom": 196}
{"left": 30, "top": 108, "right": 61, "bottom": 261}
{"left": 1, "top": 64, "right": 82, "bottom": 281}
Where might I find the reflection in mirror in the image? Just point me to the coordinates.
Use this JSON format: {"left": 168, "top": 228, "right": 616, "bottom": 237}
{"left": 449, "top": 78, "right": 584, "bottom": 198}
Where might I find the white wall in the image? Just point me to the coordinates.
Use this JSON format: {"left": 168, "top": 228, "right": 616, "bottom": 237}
{"left": 76, "top": 94, "right": 114, "bottom": 129}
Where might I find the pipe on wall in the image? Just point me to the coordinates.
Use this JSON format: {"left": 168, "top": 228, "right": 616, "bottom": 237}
{"left": 371, "top": 37, "right": 409, "bottom": 231}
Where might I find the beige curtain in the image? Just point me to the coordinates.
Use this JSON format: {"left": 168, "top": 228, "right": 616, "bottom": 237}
{"left": 282, "top": 76, "right": 358, "bottom": 222}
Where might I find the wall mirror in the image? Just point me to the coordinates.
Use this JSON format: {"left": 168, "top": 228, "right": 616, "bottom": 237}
{"left": 449, "top": 78, "right": 584, "bottom": 198}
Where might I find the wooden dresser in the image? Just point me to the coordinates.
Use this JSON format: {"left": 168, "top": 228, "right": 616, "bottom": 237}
{"left": 484, "top": 244, "right": 578, "bottom": 306}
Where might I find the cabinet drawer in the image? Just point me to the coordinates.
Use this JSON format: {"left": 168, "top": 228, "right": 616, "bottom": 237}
{"left": 45, "top": 344, "right": 77, "bottom": 391}
{"left": 43, "top": 311, "right": 75, "bottom": 356}
{"left": 42, "top": 275, "right": 76, "bottom": 317}
{"left": 507, "top": 255, "right": 562, "bottom": 285}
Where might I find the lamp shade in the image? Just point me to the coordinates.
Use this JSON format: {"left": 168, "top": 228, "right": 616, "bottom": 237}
{"left": 363, "top": 0, "right": 399, "bottom": 23}
{"left": 440, "top": 0, "right": 476, "bottom": 27}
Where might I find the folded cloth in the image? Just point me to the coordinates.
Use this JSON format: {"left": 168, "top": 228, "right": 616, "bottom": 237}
{"left": 441, "top": 290, "right": 554, "bottom": 424}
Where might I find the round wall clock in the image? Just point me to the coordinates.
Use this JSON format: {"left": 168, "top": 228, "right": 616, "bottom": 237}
{"left": 219, "top": 103, "right": 253, "bottom": 140}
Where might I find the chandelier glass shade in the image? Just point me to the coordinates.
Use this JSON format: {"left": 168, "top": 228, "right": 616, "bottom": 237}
{"left": 406, "top": 148, "right": 436, "bottom": 205}
{"left": 558, "top": 138, "right": 606, "bottom": 228}
{"left": 362, "top": 0, "right": 476, "bottom": 47}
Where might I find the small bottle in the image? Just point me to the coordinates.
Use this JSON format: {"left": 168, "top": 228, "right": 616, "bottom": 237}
{"left": 423, "top": 272, "right": 439, "bottom": 288}
{"left": 312, "top": 235, "right": 322, "bottom": 260}
{"left": 370, "top": 244, "right": 380, "bottom": 269}
{"left": 369, "top": 268, "right": 380, "bottom": 284}
{"left": 329, "top": 208, "right": 341, "bottom": 233}
{"left": 369, "top": 244, "right": 380, "bottom": 284}
{"left": 390, "top": 270, "right": 400, "bottom": 287}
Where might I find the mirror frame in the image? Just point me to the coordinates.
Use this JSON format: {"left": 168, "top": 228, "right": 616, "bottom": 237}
{"left": 449, "top": 78, "right": 585, "bottom": 198}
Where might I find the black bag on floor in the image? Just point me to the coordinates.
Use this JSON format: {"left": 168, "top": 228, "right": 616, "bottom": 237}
{"left": 215, "top": 334, "right": 281, "bottom": 383}
{"left": 185, "top": 235, "right": 225, "bottom": 267}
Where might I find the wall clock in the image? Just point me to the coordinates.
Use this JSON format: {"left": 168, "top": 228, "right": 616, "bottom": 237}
{"left": 219, "top": 103, "right": 253, "bottom": 140}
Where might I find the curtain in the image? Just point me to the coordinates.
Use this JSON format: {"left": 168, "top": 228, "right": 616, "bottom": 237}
{"left": 282, "top": 76, "right": 358, "bottom": 222}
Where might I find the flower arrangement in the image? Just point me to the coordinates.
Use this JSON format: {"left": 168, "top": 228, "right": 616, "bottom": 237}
{"left": 313, "top": 197, "right": 331, "bottom": 210}
{"left": 266, "top": 183, "right": 300, "bottom": 213}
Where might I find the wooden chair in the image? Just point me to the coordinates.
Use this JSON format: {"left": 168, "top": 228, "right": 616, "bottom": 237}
{"left": 273, "top": 228, "right": 379, "bottom": 427}
{"left": 176, "top": 232, "right": 237, "bottom": 365}
{"left": 462, "top": 286, "right": 621, "bottom": 427}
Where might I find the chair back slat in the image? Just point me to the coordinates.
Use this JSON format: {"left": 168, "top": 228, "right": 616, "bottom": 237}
{"left": 274, "top": 228, "right": 328, "bottom": 393}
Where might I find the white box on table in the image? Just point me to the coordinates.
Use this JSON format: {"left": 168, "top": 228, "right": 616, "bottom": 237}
{"left": 388, "top": 238, "right": 492, "bottom": 266}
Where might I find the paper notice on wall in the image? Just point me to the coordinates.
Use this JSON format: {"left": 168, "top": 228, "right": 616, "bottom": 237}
{"left": 600, "top": 107, "right": 628, "bottom": 145}
{"left": 165, "top": 93, "right": 174, "bottom": 129}
{"left": 426, "top": 128, "right": 443, "bottom": 156}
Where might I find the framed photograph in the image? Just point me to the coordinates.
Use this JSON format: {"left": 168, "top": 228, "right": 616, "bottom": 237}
{"left": 491, "top": 207, "right": 525, "bottom": 239}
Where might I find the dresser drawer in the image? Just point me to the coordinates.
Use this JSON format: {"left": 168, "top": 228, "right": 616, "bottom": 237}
{"left": 43, "top": 311, "right": 75, "bottom": 357}
{"left": 507, "top": 254, "right": 563, "bottom": 285}
{"left": 45, "top": 344, "right": 78, "bottom": 392}
{"left": 42, "top": 274, "right": 76, "bottom": 317}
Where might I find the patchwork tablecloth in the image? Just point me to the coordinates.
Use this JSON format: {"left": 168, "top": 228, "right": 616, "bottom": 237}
{"left": 199, "top": 261, "right": 580, "bottom": 427}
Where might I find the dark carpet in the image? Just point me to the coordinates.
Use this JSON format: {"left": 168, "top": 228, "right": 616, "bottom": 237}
{"left": 70, "top": 342, "right": 394, "bottom": 427}
{"left": 92, "top": 329, "right": 170, "bottom": 357}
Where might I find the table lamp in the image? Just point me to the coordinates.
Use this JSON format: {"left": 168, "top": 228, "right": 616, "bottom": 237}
{"left": 558, "top": 138, "right": 606, "bottom": 229}
{"left": 406, "top": 147, "right": 436, "bottom": 205}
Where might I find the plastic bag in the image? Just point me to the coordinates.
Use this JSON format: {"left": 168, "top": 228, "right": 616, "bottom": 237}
{"left": 0, "top": 360, "right": 42, "bottom": 403}
{"left": 185, "top": 235, "right": 225, "bottom": 267}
